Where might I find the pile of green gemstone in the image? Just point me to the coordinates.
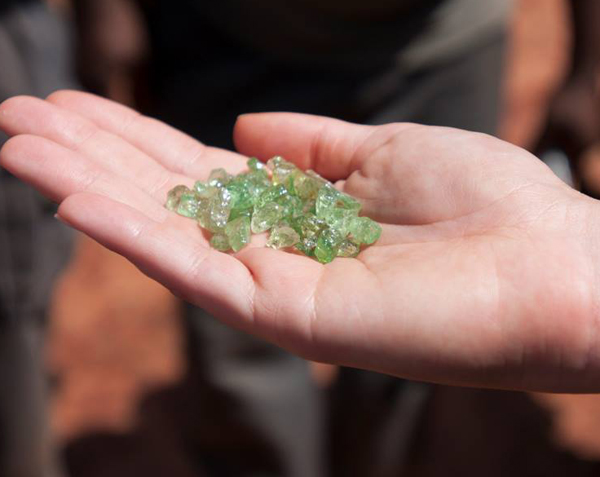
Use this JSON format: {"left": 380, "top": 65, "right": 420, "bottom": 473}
{"left": 165, "top": 156, "right": 381, "bottom": 264}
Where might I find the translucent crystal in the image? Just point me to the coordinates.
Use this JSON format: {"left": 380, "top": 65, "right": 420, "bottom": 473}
{"left": 336, "top": 239, "right": 360, "bottom": 258}
{"left": 256, "top": 184, "right": 288, "bottom": 209}
{"left": 293, "top": 170, "right": 323, "bottom": 200}
{"left": 209, "top": 187, "right": 232, "bottom": 229}
{"left": 166, "top": 185, "right": 191, "bottom": 211}
{"left": 323, "top": 208, "right": 355, "bottom": 236}
{"left": 267, "top": 225, "right": 300, "bottom": 249}
{"left": 193, "top": 181, "right": 216, "bottom": 198}
{"left": 291, "top": 214, "right": 326, "bottom": 245}
{"left": 349, "top": 217, "right": 382, "bottom": 245}
{"left": 176, "top": 191, "right": 201, "bottom": 218}
{"left": 247, "top": 157, "right": 266, "bottom": 171}
{"left": 166, "top": 155, "right": 381, "bottom": 262}
{"left": 316, "top": 184, "right": 340, "bottom": 219}
{"left": 226, "top": 180, "right": 253, "bottom": 210}
{"left": 197, "top": 202, "right": 222, "bottom": 233}
{"left": 245, "top": 172, "right": 271, "bottom": 200}
{"left": 337, "top": 193, "right": 361, "bottom": 213}
{"left": 315, "top": 228, "right": 344, "bottom": 264}
{"left": 225, "top": 216, "right": 251, "bottom": 252}
{"left": 268, "top": 156, "right": 296, "bottom": 189}
{"left": 294, "top": 241, "right": 315, "bottom": 256}
{"left": 210, "top": 233, "right": 231, "bottom": 252}
{"left": 229, "top": 207, "right": 253, "bottom": 221}
{"left": 251, "top": 202, "right": 284, "bottom": 233}
{"left": 277, "top": 194, "right": 303, "bottom": 219}
{"left": 208, "top": 168, "right": 231, "bottom": 187}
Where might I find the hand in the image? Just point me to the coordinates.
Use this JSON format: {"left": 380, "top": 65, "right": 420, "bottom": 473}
{"left": 1, "top": 91, "right": 600, "bottom": 392}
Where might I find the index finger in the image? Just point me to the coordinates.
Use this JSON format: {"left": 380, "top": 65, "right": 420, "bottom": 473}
{"left": 47, "top": 90, "right": 248, "bottom": 178}
{"left": 234, "top": 112, "right": 406, "bottom": 181}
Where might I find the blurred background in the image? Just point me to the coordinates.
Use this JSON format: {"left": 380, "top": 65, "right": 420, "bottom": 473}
{"left": 3, "top": 0, "right": 600, "bottom": 476}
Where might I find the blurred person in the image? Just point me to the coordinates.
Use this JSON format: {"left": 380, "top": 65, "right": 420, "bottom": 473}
{"left": 0, "top": 1, "right": 76, "bottom": 476}
{"left": 69, "top": 0, "right": 510, "bottom": 476}
{"left": 536, "top": 1, "right": 600, "bottom": 197}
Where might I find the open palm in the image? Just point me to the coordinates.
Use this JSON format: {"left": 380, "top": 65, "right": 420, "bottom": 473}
{"left": 1, "top": 91, "right": 599, "bottom": 392}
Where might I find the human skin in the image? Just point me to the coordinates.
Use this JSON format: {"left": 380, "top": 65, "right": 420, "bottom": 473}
{"left": 1, "top": 91, "right": 600, "bottom": 392}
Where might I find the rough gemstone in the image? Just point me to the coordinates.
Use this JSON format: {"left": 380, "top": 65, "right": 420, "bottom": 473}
{"left": 251, "top": 202, "right": 284, "bottom": 233}
{"left": 225, "top": 216, "right": 251, "bottom": 252}
{"left": 323, "top": 208, "right": 354, "bottom": 236}
{"left": 208, "top": 168, "right": 231, "bottom": 187}
{"left": 209, "top": 187, "right": 232, "bottom": 230}
{"left": 268, "top": 156, "right": 296, "bottom": 189}
{"left": 165, "top": 155, "right": 381, "bottom": 259}
{"left": 176, "top": 191, "right": 201, "bottom": 218}
{"left": 349, "top": 217, "right": 382, "bottom": 245}
{"left": 247, "top": 157, "right": 266, "bottom": 171}
{"left": 293, "top": 170, "right": 323, "bottom": 200}
{"left": 166, "top": 185, "right": 191, "bottom": 211}
{"left": 256, "top": 184, "right": 288, "bottom": 209}
{"left": 225, "top": 181, "right": 253, "bottom": 210}
{"left": 210, "top": 233, "right": 231, "bottom": 252}
{"left": 336, "top": 239, "right": 360, "bottom": 258}
{"left": 266, "top": 225, "right": 300, "bottom": 249}
{"left": 315, "top": 228, "right": 344, "bottom": 264}
{"left": 193, "top": 181, "right": 215, "bottom": 198}
{"left": 229, "top": 207, "right": 253, "bottom": 221}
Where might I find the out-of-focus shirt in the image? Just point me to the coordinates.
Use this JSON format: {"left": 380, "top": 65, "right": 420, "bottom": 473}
{"left": 191, "top": 0, "right": 512, "bottom": 71}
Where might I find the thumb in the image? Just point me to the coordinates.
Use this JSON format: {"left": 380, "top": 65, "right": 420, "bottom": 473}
{"left": 233, "top": 112, "right": 376, "bottom": 181}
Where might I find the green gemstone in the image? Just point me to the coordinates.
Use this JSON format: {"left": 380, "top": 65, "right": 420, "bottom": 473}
{"left": 176, "top": 191, "right": 201, "bottom": 218}
{"left": 247, "top": 157, "right": 266, "bottom": 171}
{"left": 229, "top": 207, "right": 253, "bottom": 221}
{"left": 349, "top": 217, "right": 382, "bottom": 245}
{"left": 210, "top": 233, "right": 231, "bottom": 252}
{"left": 226, "top": 181, "right": 253, "bottom": 210}
{"left": 208, "top": 168, "right": 231, "bottom": 187}
{"left": 251, "top": 202, "right": 284, "bottom": 233}
{"left": 336, "top": 239, "right": 360, "bottom": 258}
{"left": 314, "top": 228, "right": 344, "bottom": 264}
{"left": 256, "top": 184, "right": 288, "bottom": 209}
{"left": 337, "top": 192, "right": 361, "bottom": 213}
{"left": 316, "top": 184, "right": 339, "bottom": 219}
{"left": 267, "top": 225, "right": 300, "bottom": 249}
{"left": 170, "top": 159, "right": 380, "bottom": 259}
{"left": 208, "top": 187, "right": 232, "bottom": 229}
{"left": 323, "top": 208, "right": 355, "bottom": 236}
{"left": 225, "top": 216, "right": 251, "bottom": 252}
{"left": 291, "top": 214, "right": 326, "bottom": 243}
{"left": 197, "top": 205, "right": 222, "bottom": 233}
{"left": 293, "top": 170, "right": 323, "bottom": 200}
{"left": 245, "top": 173, "right": 270, "bottom": 200}
{"left": 277, "top": 194, "right": 303, "bottom": 219}
{"left": 268, "top": 156, "right": 297, "bottom": 189}
{"left": 294, "top": 241, "right": 315, "bottom": 256}
{"left": 193, "top": 181, "right": 217, "bottom": 198}
{"left": 166, "top": 185, "right": 191, "bottom": 211}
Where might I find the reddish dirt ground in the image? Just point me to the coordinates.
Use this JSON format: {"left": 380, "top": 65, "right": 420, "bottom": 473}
{"left": 46, "top": 0, "right": 600, "bottom": 473}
